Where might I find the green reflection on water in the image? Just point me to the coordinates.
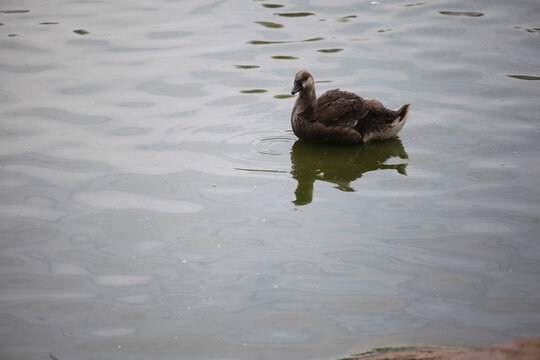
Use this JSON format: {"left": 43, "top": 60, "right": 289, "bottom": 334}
{"left": 317, "top": 48, "right": 343, "bottom": 53}
{"left": 235, "top": 168, "right": 288, "bottom": 174}
{"left": 254, "top": 21, "right": 283, "bottom": 29}
{"left": 274, "top": 94, "right": 294, "bottom": 99}
{"left": 272, "top": 55, "right": 298, "bottom": 60}
{"left": 338, "top": 15, "right": 357, "bottom": 22}
{"left": 507, "top": 74, "right": 540, "bottom": 80}
{"left": 290, "top": 138, "right": 408, "bottom": 205}
{"left": 248, "top": 40, "right": 288, "bottom": 45}
{"left": 234, "top": 65, "right": 260, "bottom": 69}
{"left": 262, "top": 4, "right": 284, "bottom": 9}
{"left": 0, "top": 10, "right": 30, "bottom": 14}
{"left": 275, "top": 12, "right": 315, "bottom": 17}
{"left": 240, "top": 89, "right": 267, "bottom": 94}
{"left": 439, "top": 11, "right": 484, "bottom": 17}
{"left": 247, "top": 37, "right": 323, "bottom": 45}
{"left": 303, "top": 37, "right": 324, "bottom": 42}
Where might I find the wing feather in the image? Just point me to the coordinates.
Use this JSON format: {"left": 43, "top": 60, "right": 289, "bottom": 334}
{"left": 315, "top": 90, "right": 368, "bottom": 128}
{"left": 316, "top": 90, "right": 400, "bottom": 137}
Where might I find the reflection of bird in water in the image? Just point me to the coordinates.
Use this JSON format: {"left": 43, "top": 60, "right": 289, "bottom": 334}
{"left": 290, "top": 138, "right": 408, "bottom": 205}
{"left": 290, "top": 70, "right": 410, "bottom": 144}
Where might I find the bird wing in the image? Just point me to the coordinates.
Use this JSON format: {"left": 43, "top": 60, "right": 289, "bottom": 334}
{"left": 315, "top": 89, "right": 369, "bottom": 128}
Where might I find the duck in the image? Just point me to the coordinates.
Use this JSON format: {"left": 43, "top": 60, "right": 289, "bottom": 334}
{"left": 290, "top": 70, "right": 410, "bottom": 144}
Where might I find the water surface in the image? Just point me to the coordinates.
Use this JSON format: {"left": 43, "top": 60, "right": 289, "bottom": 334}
{"left": 1, "top": 1, "right": 539, "bottom": 359}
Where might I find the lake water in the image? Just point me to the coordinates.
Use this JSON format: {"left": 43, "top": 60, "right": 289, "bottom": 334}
{"left": 1, "top": 0, "right": 539, "bottom": 359}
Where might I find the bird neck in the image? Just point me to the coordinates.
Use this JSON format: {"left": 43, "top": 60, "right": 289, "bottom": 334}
{"left": 296, "top": 86, "right": 317, "bottom": 113}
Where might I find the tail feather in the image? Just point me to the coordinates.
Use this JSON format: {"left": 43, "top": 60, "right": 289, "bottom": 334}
{"left": 397, "top": 104, "right": 410, "bottom": 123}
{"left": 389, "top": 104, "right": 410, "bottom": 136}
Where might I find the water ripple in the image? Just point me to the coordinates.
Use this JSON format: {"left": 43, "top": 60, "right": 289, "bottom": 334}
{"left": 11, "top": 107, "right": 110, "bottom": 124}
{"left": 73, "top": 190, "right": 203, "bottom": 214}
{"left": 0, "top": 153, "right": 110, "bottom": 172}
{"left": 93, "top": 275, "right": 154, "bottom": 287}
{"left": 1, "top": 1, "right": 539, "bottom": 359}
{"left": 0, "top": 64, "right": 56, "bottom": 73}
{"left": 138, "top": 81, "right": 206, "bottom": 98}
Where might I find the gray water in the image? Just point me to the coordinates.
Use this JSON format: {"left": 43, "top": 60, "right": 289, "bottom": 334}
{"left": 1, "top": 0, "right": 539, "bottom": 359}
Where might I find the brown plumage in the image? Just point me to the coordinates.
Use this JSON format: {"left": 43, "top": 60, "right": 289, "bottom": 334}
{"left": 290, "top": 70, "right": 410, "bottom": 144}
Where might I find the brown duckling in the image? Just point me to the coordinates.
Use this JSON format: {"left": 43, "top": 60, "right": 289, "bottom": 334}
{"left": 291, "top": 70, "right": 410, "bottom": 144}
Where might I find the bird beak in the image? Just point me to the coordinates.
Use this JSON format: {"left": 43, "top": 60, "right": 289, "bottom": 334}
{"left": 291, "top": 78, "right": 303, "bottom": 95}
